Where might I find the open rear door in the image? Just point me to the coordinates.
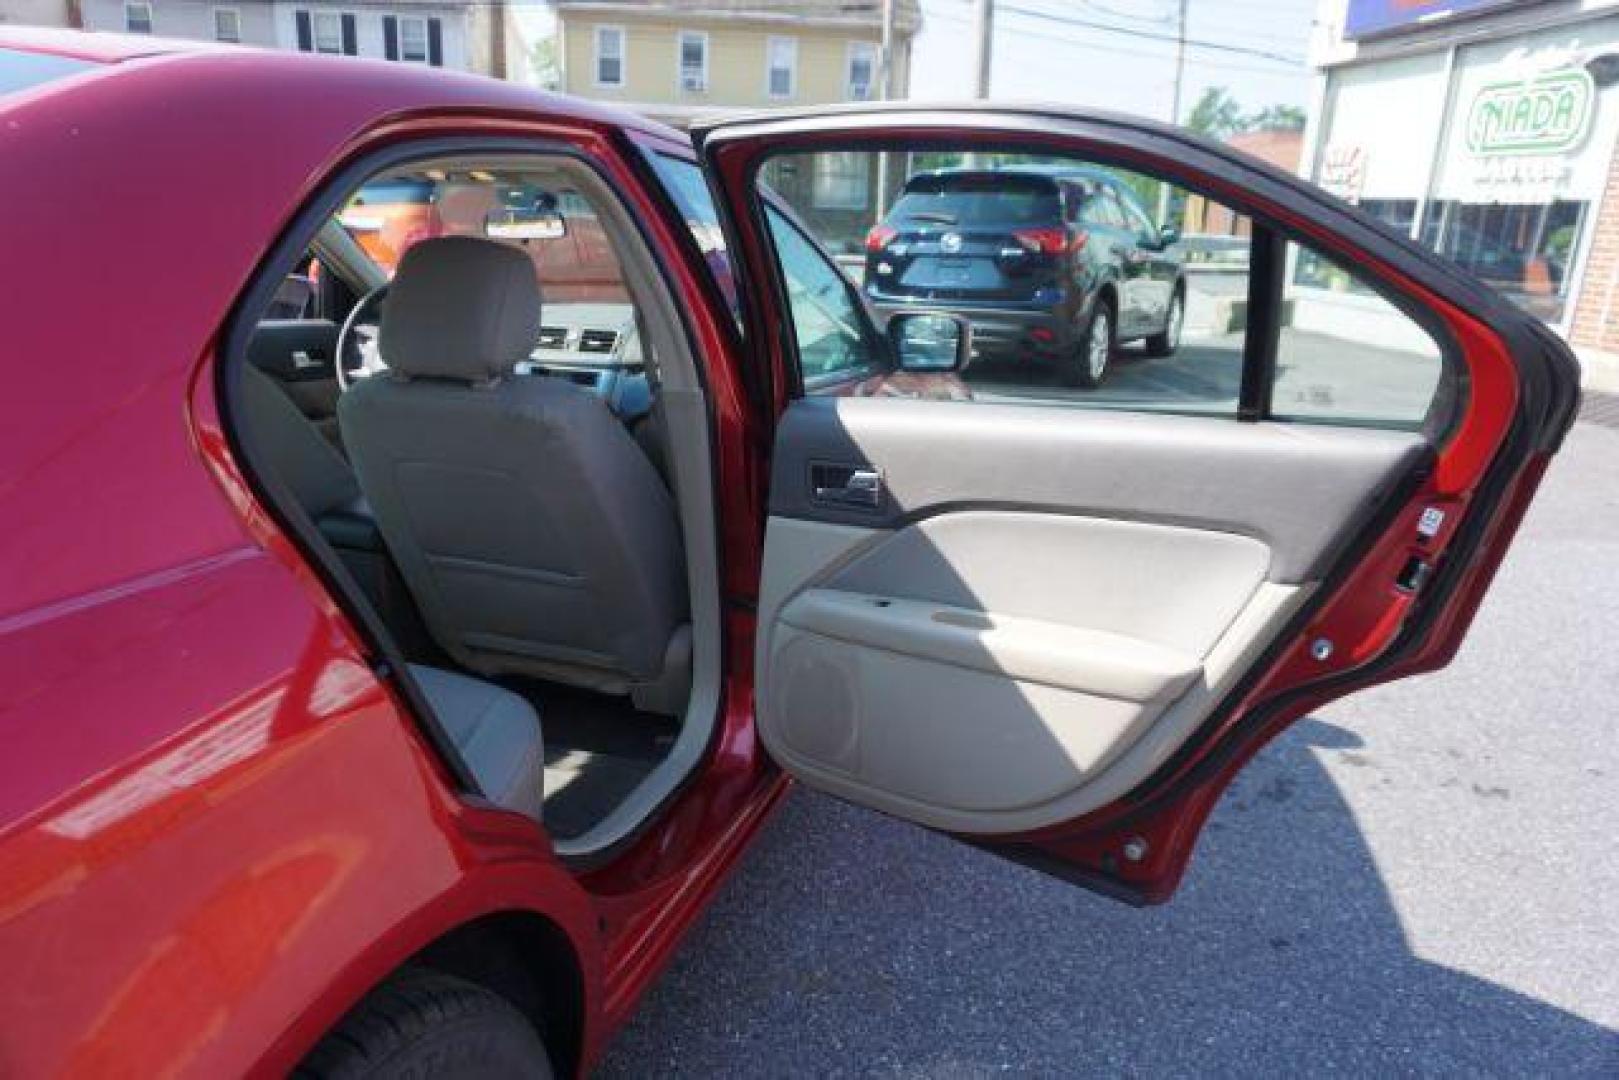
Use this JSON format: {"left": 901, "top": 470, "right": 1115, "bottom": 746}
{"left": 693, "top": 107, "right": 1579, "bottom": 904}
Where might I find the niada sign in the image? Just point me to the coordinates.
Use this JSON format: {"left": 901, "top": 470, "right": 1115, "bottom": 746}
{"left": 1467, "top": 68, "right": 1595, "bottom": 155}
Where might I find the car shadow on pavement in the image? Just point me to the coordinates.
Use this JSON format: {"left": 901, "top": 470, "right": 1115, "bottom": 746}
{"left": 597, "top": 717, "right": 1616, "bottom": 1077}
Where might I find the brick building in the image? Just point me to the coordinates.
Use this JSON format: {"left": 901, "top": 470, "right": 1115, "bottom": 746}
{"left": 1302, "top": 0, "right": 1619, "bottom": 385}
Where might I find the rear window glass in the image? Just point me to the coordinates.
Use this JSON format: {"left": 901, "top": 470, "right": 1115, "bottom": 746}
{"left": 350, "top": 178, "right": 436, "bottom": 205}
{"left": 891, "top": 175, "right": 1061, "bottom": 226}
{"left": 0, "top": 48, "right": 97, "bottom": 98}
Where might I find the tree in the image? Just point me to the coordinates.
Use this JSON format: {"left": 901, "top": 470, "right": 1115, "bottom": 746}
{"left": 1185, "top": 88, "right": 1307, "bottom": 137}
{"left": 1186, "top": 86, "right": 1245, "bottom": 139}
{"left": 1247, "top": 104, "right": 1306, "bottom": 132}
{"left": 530, "top": 36, "right": 561, "bottom": 91}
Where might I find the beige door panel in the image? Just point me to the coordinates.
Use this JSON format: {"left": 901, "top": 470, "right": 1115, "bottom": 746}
{"left": 757, "top": 512, "right": 1310, "bottom": 835}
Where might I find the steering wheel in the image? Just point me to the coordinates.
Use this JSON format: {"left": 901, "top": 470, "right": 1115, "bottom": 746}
{"left": 335, "top": 283, "right": 389, "bottom": 391}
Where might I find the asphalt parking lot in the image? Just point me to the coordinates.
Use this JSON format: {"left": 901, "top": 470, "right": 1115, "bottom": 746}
{"left": 599, "top": 412, "right": 1619, "bottom": 1075}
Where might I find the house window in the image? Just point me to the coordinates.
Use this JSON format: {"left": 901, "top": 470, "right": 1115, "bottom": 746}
{"left": 811, "top": 151, "right": 868, "bottom": 210}
{"left": 677, "top": 30, "right": 708, "bottom": 93}
{"left": 595, "top": 25, "right": 625, "bottom": 87}
{"left": 767, "top": 36, "right": 796, "bottom": 99}
{"left": 124, "top": 1, "right": 152, "bottom": 33}
{"left": 295, "top": 9, "right": 356, "bottom": 54}
{"left": 213, "top": 7, "right": 241, "bottom": 42}
{"left": 314, "top": 11, "right": 343, "bottom": 53}
{"left": 399, "top": 16, "right": 428, "bottom": 62}
{"left": 847, "top": 41, "right": 877, "bottom": 101}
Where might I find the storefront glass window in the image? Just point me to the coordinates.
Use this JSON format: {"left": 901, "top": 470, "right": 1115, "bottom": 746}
{"left": 1418, "top": 199, "right": 1587, "bottom": 322}
{"left": 1294, "top": 198, "right": 1418, "bottom": 294}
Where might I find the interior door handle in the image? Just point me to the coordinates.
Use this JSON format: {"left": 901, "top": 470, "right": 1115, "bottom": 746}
{"left": 810, "top": 463, "right": 882, "bottom": 510}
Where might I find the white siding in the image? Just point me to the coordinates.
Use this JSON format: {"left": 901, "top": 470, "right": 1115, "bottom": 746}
{"left": 269, "top": 3, "right": 468, "bottom": 68}
{"left": 80, "top": 0, "right": 277, "bottom": 42}
{"left": 74, "top": 1, "right": 479, "bottom": 72}
{"left": 0, "top": 0, "right": 74, "bottom": 28}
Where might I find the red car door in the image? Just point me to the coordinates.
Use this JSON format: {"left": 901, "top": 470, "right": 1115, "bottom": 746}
{"left": 694, "top": 107, "right": 1579, "bottom": 904}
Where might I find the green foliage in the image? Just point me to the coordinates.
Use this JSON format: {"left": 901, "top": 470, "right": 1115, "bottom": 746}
{"left": 530, "top": 36, "right": 560, "bottom": 91}
{"left": 1187, "top": 86, "right": 1246, "bottom": 138}
{"left": 1186, "top": 87, "right": 1306, "bottom": 137}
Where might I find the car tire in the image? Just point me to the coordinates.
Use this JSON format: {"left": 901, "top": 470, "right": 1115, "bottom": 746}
{"left": 295, "top": 970, "right": 554, "bottom": 1080}
{"left": 1144, "top": 288, "right": 1184, "bottom": 358}
{"left": 1065, "top": 299, "right": 1115, "bottom": 388}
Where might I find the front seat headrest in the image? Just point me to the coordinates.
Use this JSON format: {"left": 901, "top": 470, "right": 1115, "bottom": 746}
{"left": 379, "top": 236, "right": 541, "bottom": 382}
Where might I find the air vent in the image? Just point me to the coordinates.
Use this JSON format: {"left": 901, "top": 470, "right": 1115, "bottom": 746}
{"left": 536, "top": 326, "right": 568, "bottom": 349}
{"left": 577, "top": 329, "right": 618, "bottom": 354}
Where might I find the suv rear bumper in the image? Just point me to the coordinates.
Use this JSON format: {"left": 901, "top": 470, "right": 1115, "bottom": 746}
{"left": 870, "top": 299, "right": 1075, "bottom": 361}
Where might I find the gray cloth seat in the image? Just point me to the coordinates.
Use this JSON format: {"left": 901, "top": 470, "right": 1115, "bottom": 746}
{"left": 339, "top": 236, "right": 691, "bottom": 714}
{"left": 410, "top": 664, "right": 544, "bottom": 821}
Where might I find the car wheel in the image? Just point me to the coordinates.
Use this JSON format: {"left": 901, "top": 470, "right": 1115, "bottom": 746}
{"left": 295, "top": 970, "right": 554, "bottom": 1080}
{"left": 1066, "top": 301, "right": 1114, "bottom": 388}
{"left": 1145, "top": 290, "right": 1184, "bottom": 358}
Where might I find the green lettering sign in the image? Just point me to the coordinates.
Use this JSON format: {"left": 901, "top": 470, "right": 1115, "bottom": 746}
{"left": 1467, "top": 69, "right": 1595, "bottom": 155}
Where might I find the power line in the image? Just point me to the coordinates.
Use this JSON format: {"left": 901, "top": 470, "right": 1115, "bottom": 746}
{"left": 999, "top": 1, "right": 1305, "bottom": 66}
{"left": 1077, "top": 0, "right": 1174, "bottom": 26}
{"left": 1065, "top": 0, "right": 1317, "bottom": 49}
{"left": 929, "top": 7, "right": 1307, "bottom": 77}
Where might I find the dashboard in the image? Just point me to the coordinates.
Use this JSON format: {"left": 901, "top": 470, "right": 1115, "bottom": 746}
{"left": 250, "top": 301, "right": 654, "bottom": 425}
{"left": 512, "top": 301, "right": 653, "bottom": 422}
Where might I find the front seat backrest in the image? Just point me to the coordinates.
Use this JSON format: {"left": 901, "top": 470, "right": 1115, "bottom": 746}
{"left": 338, "top": 237, "right": 690, "bottom": 712}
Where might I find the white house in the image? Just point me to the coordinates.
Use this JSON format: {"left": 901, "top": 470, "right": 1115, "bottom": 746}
{"left": 73, "top": 0, "right": 527, "bottom": 79}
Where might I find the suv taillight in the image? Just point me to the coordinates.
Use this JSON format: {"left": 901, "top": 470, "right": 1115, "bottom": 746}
{"left": 865, "top": 225, "right": 898, "bottom": 252}
{"left": 1013, "top": 227, "right": 1082, "bottom": 255}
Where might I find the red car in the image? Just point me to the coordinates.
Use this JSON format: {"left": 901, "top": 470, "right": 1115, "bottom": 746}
{"left": 0, "top": 30, "right": 1579, "bottom": 1079}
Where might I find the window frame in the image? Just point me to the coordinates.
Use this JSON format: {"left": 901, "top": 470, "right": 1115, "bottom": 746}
{"left": 676, "top": 29, "right": 709, "bottom": 94}
{"left": 846, "top": 40, "right": 877, "bottom": 101}
{"left": 766, "top": 35, "right": 797, "bottom": 100}
{"left": 217, "top": 134, "right": 726, "bottom": 816}
{"left": 397, "top": 15, "right": 429, "bottom": 63}
{"left": 124, "top": 1, "right": 153, "bottom": 33}
{"left": 310, "top": 10, "right": 345, "bottom": 55}
{"left": 735, "top": 141, "right": 1463, "bottom": 435}
{"left": 212, "top": 6, "right": 241, "bottom": 42}
{"left": 594, "top": 24, "right": 625, "bottom": 89}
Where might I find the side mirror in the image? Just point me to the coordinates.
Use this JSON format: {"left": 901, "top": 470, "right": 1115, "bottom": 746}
{"left": 889, "top": 311, "right": 971, "bottom": 372}
{"left": 1158, "top": 226, "right": 1180, "bottom": 248}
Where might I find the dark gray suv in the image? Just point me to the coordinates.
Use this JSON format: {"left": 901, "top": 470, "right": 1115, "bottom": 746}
{"left": 863, "top": 166, "right": 1186, "bottom": 386}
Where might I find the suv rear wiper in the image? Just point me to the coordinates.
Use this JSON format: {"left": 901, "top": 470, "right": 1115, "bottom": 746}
{"left": 905, "top": 211, "right": 958, "bottom": 225}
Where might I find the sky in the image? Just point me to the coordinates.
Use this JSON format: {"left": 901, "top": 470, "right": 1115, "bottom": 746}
{"left": 511, "top": 0, "right": 1320, "bottom": 122}
{"left": 909, "top": 0, "right": 1318, "bottom": 121}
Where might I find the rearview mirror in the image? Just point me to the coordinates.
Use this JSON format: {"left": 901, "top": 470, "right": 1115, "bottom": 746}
{"left": 485, "top": 190, "right": 566, "bottom": 240}
{"left": 889, "top": 311, "right": 971, "bottom": 372}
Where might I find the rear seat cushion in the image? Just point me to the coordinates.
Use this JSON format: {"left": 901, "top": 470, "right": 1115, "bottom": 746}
{"left": 408, "top": 664, "right": 544, "bottom": 822}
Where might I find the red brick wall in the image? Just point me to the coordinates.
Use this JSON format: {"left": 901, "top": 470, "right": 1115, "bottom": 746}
{"left": 1226, "top": 129, "right": 1303, "bottom": 173}
{"left": 1571, "top": 141, "right": 1619, "bottom": 350}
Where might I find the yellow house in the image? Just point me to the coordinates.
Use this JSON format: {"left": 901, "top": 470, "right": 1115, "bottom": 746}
{"left": 553, "top": 0, "right": 921, "bottom": 126}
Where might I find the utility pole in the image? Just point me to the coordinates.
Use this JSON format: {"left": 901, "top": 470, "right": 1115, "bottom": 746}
{"left": 880, "top": 0, "right": 896, "bottom": 99}
{"left": 1158, "top": 0, "right": 1188, "bottom": 224}
{"left": 489, "top": 0, "right": 508, "bottom": 80}
{"left": 965, "top": 0, "right": 993, "bottom": 169}
{"left": 1169, "top": 0, "right": 1188, "bottom": 125}
{"left": 874, "top": 0, "right": 900, "bottom": 220}
{"left": 973, "top": 0, "right": 994, "bottom": 99}
{"left": 875, "top": 0, "right": 898, "bottom": 219}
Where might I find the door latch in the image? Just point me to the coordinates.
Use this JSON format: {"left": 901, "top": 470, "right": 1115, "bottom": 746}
{"left": 1395, "top": 555, "right": 1432, "bottom": 594}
